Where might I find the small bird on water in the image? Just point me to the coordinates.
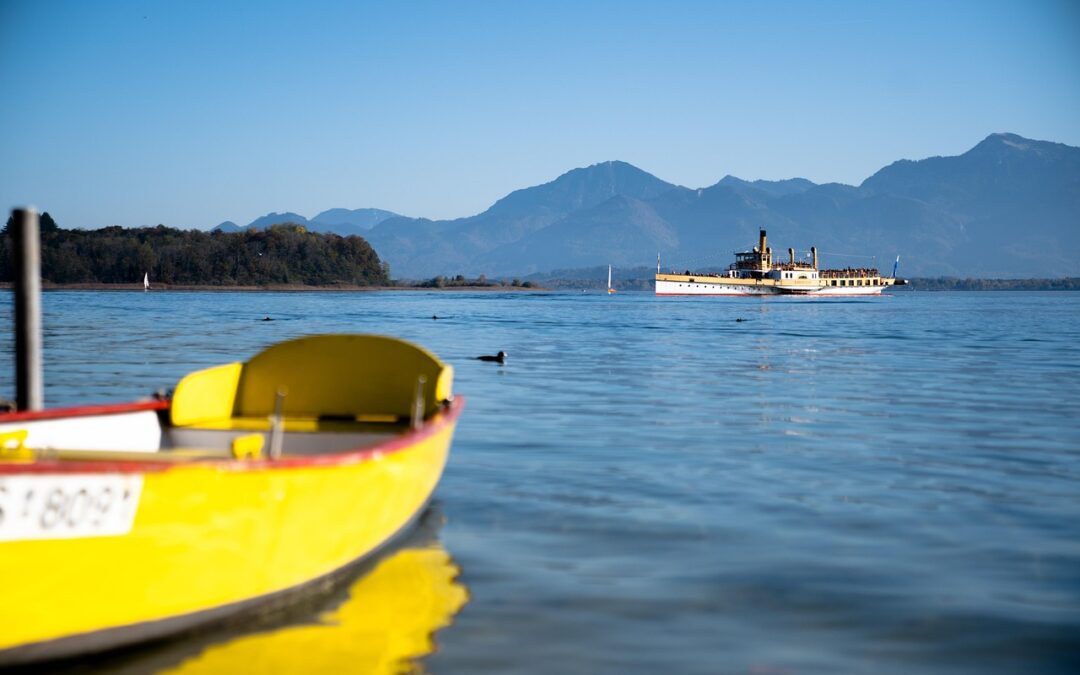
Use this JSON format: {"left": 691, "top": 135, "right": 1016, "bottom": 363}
{"left": 475, "top": 351, "right": 507, "bottom": 364}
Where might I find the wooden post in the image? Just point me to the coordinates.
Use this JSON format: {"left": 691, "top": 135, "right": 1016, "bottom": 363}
{"left": 11, "top": 208, "right": 43, "bottom": 411}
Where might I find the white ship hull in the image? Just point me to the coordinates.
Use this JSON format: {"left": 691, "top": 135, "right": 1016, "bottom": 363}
{"left": 655, "top": 278, "right": 887, "bottom": 297}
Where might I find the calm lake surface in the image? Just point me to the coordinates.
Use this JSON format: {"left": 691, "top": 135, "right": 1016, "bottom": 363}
{"left": 2, "top": 290, "right": 1079, "bottom": 674}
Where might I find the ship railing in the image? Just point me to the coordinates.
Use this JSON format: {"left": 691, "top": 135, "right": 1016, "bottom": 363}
{"left": 819, "top": 268, "right": 881, "bottom": 279}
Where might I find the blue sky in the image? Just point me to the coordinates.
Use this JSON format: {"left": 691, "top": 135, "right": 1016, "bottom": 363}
{"left": 1, "top": 0, "right": 1078, "bottom": 229}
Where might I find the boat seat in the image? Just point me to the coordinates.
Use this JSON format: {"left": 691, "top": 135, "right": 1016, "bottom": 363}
{"left": 170, "top": 335, "right": 453, "bottom": 428}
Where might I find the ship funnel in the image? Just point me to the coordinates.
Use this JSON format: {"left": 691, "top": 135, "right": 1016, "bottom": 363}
{"left": 811, "top": 246, "right": 818, "bottom": 269}
{"left": 788, "top": 248, "right": 795, "bottom": 265}
{"left": 759, "top": 230, "right": 767, "bottom": 256}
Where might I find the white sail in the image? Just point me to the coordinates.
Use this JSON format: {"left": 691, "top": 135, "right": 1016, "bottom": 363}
{"left": 143, "top": 273, "right": 149, "bottom": 291}
{"left": 607, "top": 265, "right": 611, "bottom": 290}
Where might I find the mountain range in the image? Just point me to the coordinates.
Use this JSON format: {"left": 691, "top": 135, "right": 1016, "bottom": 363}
{"left": 216, "top": 133, "right": 1080, "bottom": 279}
{"left": 215, "top": 208, "right": 399, "bottom": 237}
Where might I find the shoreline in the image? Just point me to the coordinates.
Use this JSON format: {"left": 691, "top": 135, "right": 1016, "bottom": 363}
{"left": 2, "top": 280, "right": 1076, "bottom": 293}
{"left": 0, "top": 283, "right": 546, "bottom": 293}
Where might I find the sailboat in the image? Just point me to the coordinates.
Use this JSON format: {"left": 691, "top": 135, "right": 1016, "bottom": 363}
{"left": 143, "top": 272, "right": 150, "bottom": 292}
{"left": 607, "top": 265, "right": 616, "bottom": 295}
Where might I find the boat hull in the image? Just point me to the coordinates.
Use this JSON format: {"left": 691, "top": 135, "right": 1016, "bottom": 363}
{"left": 0, "top": 398, "right": 463, "bottom": 665}
{"left": 655, "top": 277, "right": 888, "bottom": 296}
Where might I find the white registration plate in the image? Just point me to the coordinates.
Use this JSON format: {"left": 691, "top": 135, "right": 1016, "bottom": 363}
{"left": 0, "top": 474, "right": 143, "bottom": 541}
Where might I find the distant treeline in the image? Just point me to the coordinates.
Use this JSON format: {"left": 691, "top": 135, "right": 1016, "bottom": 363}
{"left": 537, "top": 277, "right": 654, "bottom": 291}
{"left": 526, "top": 266, "right": 655, "bottom": 291}
{"left": 1, "top": 214, "right": 389, "bottom": 286}
{"left": 414, "top": 274, "right": 538, "bottom": 289}
{"left": 907, "top": 277, "right": 1080, "bottom": 291}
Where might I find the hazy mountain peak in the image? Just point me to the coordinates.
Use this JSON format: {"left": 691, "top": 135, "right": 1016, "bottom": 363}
{"left": 964, "top": 132, "right": 1079, "bottom": 163}
{"left": 717, "top": 175, "right": 817, "bottom": 197}
{"left": 864, "top": 133, "right": 1079, "bottom": 192}
{"left": 311, "top": 207, "right": 399, "bottom": 230}
{"left": 988, "top": 131, "right": 1027, "bottom": 145}
{"left": 245, "top": 211, "right": 311, "bottom": 230}
{"left": 558, "top": 159, "right": 666, "bottom": 185}
{"left": 717, "top": 175, "right": 750, "bottom": 187}
{"left": 483, "top": 160, "right": 678, "bottom": 218}
{"left": 969, "top": 132, "right": 1035, "bottom": 154}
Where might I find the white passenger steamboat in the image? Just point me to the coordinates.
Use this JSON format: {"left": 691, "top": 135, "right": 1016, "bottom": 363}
{"left": 655, "top": 230, "right": 905, "bottom": 297}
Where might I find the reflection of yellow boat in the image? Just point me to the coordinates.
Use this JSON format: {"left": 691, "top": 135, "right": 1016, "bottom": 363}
{"left": 0, "top": 334, "right": 463, "bottom": 666}
{"left": 163, "top": 540, "right": 468, "bottom": 674}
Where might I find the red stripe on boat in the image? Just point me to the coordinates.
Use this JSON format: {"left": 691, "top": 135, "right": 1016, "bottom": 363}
{"left": 0, "top": 400, "right": 169, "bottom": 422}
{"left": 0, "top": 397, "right": 465, "bottom": 476}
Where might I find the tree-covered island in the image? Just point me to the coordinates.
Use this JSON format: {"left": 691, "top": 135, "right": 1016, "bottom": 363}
{"left": 1, "top": 214, "right": 389, "bottom": 287}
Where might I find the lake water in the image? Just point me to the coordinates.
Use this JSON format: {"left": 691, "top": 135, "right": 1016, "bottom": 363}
{"left": 2, "top": 290, "right": 1079, "bottom": 674}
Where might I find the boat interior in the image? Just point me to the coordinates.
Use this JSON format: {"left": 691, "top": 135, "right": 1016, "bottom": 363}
{"left": 0, "top": 335, "right": 454, "bottom": 463}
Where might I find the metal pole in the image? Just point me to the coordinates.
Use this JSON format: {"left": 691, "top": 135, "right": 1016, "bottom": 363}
{"left": 12, "top": 208, "right": 43, "bottom": 411}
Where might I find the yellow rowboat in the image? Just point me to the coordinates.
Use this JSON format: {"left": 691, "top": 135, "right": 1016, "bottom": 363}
{"left": 0, "top": 334, "right": 464, "bottom": 666}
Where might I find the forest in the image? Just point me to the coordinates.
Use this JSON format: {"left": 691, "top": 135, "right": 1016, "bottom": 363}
{"left": 0, "top": 214, "right": 390, "bottom": 287}
{"left": 905, "top": 277, "right": 1080, "bottom": 291}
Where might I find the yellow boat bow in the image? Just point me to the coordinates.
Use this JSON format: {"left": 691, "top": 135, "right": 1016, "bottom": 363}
{"left": 0, "top": 334, "right": 464, "bottom": 665}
